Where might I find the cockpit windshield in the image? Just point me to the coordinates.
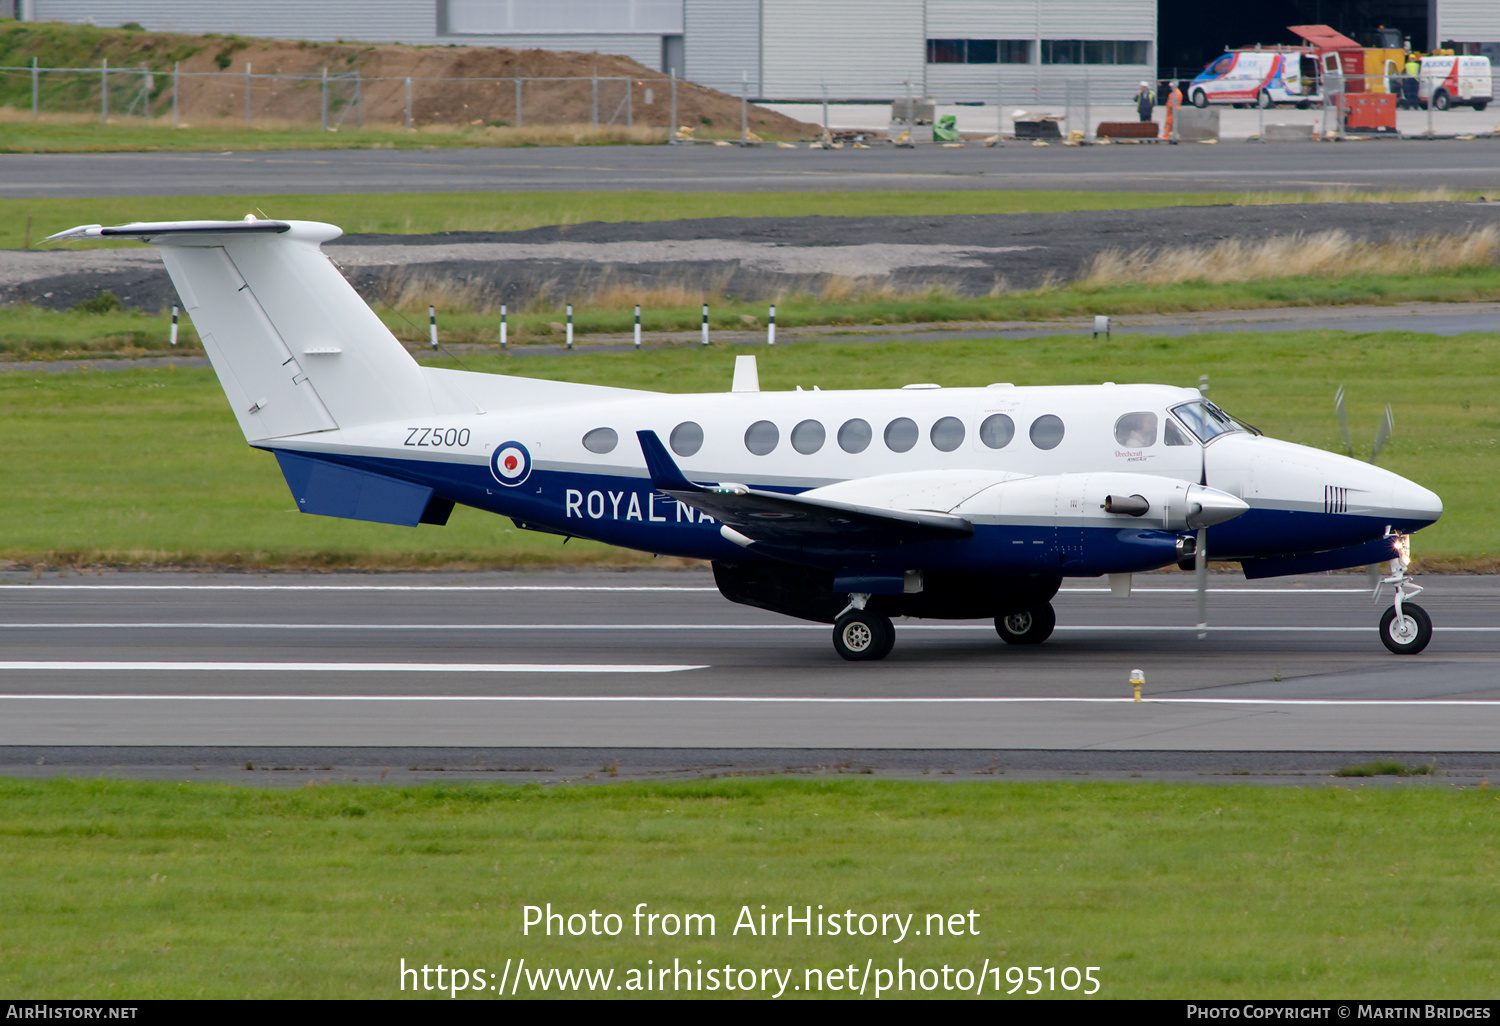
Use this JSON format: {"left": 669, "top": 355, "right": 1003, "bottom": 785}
{"left": 1170, "top": 400, "right": 1258, "bottom": 443}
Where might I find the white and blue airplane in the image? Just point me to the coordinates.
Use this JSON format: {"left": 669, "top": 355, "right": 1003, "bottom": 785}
{"left": 49, "top": 217, "right": 1445, "bottom": 660}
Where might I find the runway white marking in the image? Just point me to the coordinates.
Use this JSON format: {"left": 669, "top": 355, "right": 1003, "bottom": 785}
{"left": 0, "top": 585, "right": 1366, "bottom": 594}
{"left": 1, "top": 623, "right": 1494, "bottom": 633}
{"left": 0, "top": 694, "right": 1495, "bottom": 706}
{"left": 0, "top": 662, "right": 705, "bottom": 673}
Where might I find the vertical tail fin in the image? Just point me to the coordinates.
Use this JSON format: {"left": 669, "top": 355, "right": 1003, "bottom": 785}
{"left": 48, "top": 219, "right": 436, "bottom": 441}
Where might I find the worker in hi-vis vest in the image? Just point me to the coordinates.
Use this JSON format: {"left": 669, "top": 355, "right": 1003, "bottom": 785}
{"left": 1165, "top": 80, "right": 1183, "bottom": 141}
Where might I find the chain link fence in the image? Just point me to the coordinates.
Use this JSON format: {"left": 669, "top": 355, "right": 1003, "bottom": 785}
{"left": 0, "top": 60, "right": 695, "bottom": 131}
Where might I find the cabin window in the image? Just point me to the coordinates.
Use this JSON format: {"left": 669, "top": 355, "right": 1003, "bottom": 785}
{"left": 1114, "top": 412, "right": 1158, "bottom": 447}
{"left": 670, "top": 421, "right": 704, "bottom": 457}
{"left": 1029, "top": 414, "right": 1065, "bottom": 450}
{"left": 884, "top": 417, "right": 919, "bottom": 453}
{"left": 1164, "top": 419, "right": 1194, "bottom": 446}
{"left": 744, "top": 420, "right": 779, "bottom": 455}
{"left": 791, "top": 419, "right": 826, "bottom": 455}
{"left": 979, "top": 413, "right": 1015, "bottom": 449}
{"left": 582, "top": 427, "right": 618, "bottom": 454}
{"left": 838, "top": 418, "right": 872, "bottom": 453}
{"left": 930, "top": 416, "right": 966, "bottom": 452}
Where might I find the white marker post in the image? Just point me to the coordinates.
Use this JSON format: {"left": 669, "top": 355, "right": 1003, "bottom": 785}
{"left": 566, "top": 303, "right": 574, "bottom": 350}
{"left": 634, "top": 304, "right": 641, "bottom": 348}
{"left": 499, "top": 304, "right": 507, "bottom": 349}
{"left": 169, "top": 305, "right": 179, "bottom": 347}
{"left": 428, "top": 305, "right": 438, "bottom": 349}
{"left": 701, "top": 303, "right": 709, "bottom": 346}
{"left": 768, "top": 303, "right": 776, "bottom": 346}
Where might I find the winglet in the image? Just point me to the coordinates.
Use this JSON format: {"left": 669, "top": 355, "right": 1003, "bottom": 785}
{"left": 637, "top": 430, "right": 703, "bottom": 493}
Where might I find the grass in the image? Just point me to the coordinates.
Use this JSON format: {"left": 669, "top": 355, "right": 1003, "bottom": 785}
{"left": 5, "top": 188, "right": 1491, "bottom": 251}
{"left": 0, "top": 776, "right": 1496, "bottom": 998}
{"left": 0, "top": 327, "right": 1495, "bottom": 568}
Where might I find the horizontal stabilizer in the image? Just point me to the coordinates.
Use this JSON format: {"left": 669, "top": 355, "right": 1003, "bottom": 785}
{"left": 274, "top": 451, "right": 452, "bottom": 528}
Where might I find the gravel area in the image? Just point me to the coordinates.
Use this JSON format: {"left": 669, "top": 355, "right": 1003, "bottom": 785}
{"left": 5, "top": 200, "right": 1498, "bottom": 313}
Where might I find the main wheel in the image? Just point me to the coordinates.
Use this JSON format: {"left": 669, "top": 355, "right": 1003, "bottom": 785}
{"left": 995, "top": 602, "right": 1056, "bottom": 646}
{"left": 1473, "top": 100, "right": 1488, "bottom": 112}
{"left": 1191, "top": 89, "right": 1208, "bottom": 109}
{"left": 1379, "top": 603, "right": 1432, "bottom": 655}
{"left": 1257, "top": 90, "right": 1273, "bottom": 109}
{"left": 1433, "top": 90, "right": 1450, "bottom": 111}
{"left": 833, "top": 610, "right": 895, "bottom": 661}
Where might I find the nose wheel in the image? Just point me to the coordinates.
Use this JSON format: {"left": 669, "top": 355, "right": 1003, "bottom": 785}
{"left": 1377, "top": 532, "right": 1432, "bottom": 655}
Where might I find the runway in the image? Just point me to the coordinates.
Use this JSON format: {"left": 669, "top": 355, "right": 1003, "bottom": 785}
{"left": 4, "top": 138, "right": 1500, "bottom": 197}
{"left": 1, "top": 570, "right": 1496, "bottom": 779}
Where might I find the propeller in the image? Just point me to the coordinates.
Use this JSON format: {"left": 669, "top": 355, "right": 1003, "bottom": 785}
{"left": 1334, "top": 386, "right": 1394, "bottom": 464}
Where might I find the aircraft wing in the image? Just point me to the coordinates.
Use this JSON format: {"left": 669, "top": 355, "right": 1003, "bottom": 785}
{"left": 637, "top": 430, "right": 974, "bottom": 549}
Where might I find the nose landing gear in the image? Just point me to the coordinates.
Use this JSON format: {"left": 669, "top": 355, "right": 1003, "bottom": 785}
{"left": 1377, "top": 532, "right": 1431, "bottom": 655}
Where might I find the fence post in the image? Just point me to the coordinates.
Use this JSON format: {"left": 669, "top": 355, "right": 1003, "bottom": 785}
{"left": 31, "top": 56, "right": 37, "bottom": 119}
{"left": 994, "top": 72, "right": 1004, "bottom": 145}
{"left": 321, "top": 68, "right": 328, "bottom": 132}
{"left": 141, "top": 64, "right": 151, "bottom": 119}
{"left": 741, "top": 71, "right": 748, "bottom": 142}
{"left": 626, "top": 77, "right": 633, "bottom": 127}
{"left": 591, "top": 68, "right": 598, "bottom": 127}
{"left": 405, "top": 76, "right": 412, "bottom": 131}
{"left": 634, "top": 304, "right": 641, "bottom": 348}
{"left": 499, "top": 304, "right": 507, "bottom": 349}
{"left": 669, "top": 70, "right": 676, "bottom": 140}
{"left": 428, "top": 305, "right": 438, "bottom": 349}
{"left": 355, "top": 70, "right": 363, "bottom": 128}
{"left": 170, "top": 306, "right": 179, "bottom": 347}
{"left": 566, "top": 303, "right": 574, "bottom": 350}
{"left": 821, "top": 81, "right": 829, "bottom": 143}
{"left": 172, "top": 61, "right": 179, "bottom": 126}
{"left": 101, "top": 57, "right": 108, "bottom": 123}
{"left": 514, "top": 76, "right": 522, "bottom": 128}
{"left": 768, "top": 304, "right": 776, "bottom": 345}
{"left": 245, "top": 62, "right": 252, "bottom": 127}
{"left": 701, "top": 304, "right": 709, "bottom": 346}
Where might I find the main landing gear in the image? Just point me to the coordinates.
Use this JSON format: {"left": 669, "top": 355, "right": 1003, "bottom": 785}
{"left": 831, "top": 594, "right": 1060, "bottom": 660}
{"left": 995, "top": 602, "right": 1057, "bottom": 645}
{"left": 1378, "top": 533, "right": 1432, "bottom": 655}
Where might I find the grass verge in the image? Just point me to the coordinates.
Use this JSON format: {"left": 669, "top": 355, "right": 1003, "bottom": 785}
{"left": 0, "top": 776, "right": 1495, "bottom": 998}
{"left": 0, "top": 327, "right": 1494, "bottom": 568}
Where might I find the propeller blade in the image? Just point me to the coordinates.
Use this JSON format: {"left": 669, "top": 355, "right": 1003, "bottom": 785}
{"left": 1371, "top": 404, "right": 1394, "bottom": 463}
{"left": 1195, "top": 527, "right": 1208, "bottom": 640}
{"left": 1335, "top": 385, "right": 1353, "bottom": 457}
{"left": 1198, "top": 373, "right": 1210, "bottom": 397}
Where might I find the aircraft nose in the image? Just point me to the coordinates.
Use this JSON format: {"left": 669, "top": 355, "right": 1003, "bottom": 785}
{"left": 1390, "top": 475, "right": 1443, "bottom": 527}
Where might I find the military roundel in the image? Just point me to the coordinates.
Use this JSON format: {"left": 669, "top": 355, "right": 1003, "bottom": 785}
{"left": 490, "top": 441, "right": 532, "bottom": 487}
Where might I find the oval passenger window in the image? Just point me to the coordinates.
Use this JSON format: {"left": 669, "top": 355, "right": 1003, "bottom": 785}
{"left": 884, "top": 417, "right": 918, "bottom": 453}
{"left": 582, "top": 427, "right": 618, "bottom": 454}
{"left": 744, "top": 420, "right": 779, "bottom": 456}
{"left": 791, "top": 420, "right": 826, "bottom": 455}
{"left": 1113, "top": 412, "right": 1158, "bottom": 447}
{"left": 1030, "top": 414, "right": 1065, "bottom": 450}
{"left": 979, "top": 414, "right": 1015, "bottom": 449}
{"left": 838, "top": 419, "right": 872, "bottom": 453}
{"left": 930, "top": 416, "right": 965, "bottom": 452}
{"left": 670, "top": 421, "right": 704, "bottom": 457}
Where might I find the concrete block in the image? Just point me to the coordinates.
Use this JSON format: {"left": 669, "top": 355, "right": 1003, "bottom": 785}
{"left": 1264, "top": 122, "right": 1315, "bottom": 142}
{"left": 1175, "top": 106, "right": 1220, "bottom": 141}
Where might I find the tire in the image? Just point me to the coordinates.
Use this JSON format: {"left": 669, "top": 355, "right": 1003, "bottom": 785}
{"left": 1473, "top": 100, "right": 1489, "bottom": 112}
{"left": 1296, "top": 101, "right": 1311, "bottom": 110}
{"left": 995, "top": 602, "right": 1057, "bottom": 646}
{"left": 1433, "top": 90, "right": 1450, "bottom": 111}
{"left": 1257, "top": 90, "right": 1273, "bottom": 109}
{"left": 1191, "top": 89, "right": 1208, "bottom": 109}
{"left": 833, "top": 610, "right": 895, "bottom": 661}
{"left": 1379, "top": 603, "right": 1432, "bottom": 655}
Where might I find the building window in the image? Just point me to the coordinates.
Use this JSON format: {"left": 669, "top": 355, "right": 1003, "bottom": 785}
{"left": 926, "top": 39, "right": 1028, "bottom": 65}
{"left": 1043, "top": 40, "right": 1149, "bottom": 65}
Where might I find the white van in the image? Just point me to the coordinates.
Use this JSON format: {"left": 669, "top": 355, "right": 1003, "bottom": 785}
{"left": 1417, "top": 55, "right": 1492, "bottom": 111}
{"left": 1189, "top": 50, "right": 1321, "bottom": 108}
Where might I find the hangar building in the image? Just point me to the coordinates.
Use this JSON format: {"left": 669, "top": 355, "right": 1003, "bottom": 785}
{"left": 6, "top": 1, "right": 1497, "bottom": 100}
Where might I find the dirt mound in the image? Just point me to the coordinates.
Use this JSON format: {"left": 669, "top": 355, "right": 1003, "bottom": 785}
{"left": 0, "top": 22, "right": 816, "bottom": 137}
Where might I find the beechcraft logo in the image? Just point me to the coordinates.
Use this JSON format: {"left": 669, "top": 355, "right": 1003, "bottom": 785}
{"left": 490, "top": 441, "right": 532, "bottom": 486}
